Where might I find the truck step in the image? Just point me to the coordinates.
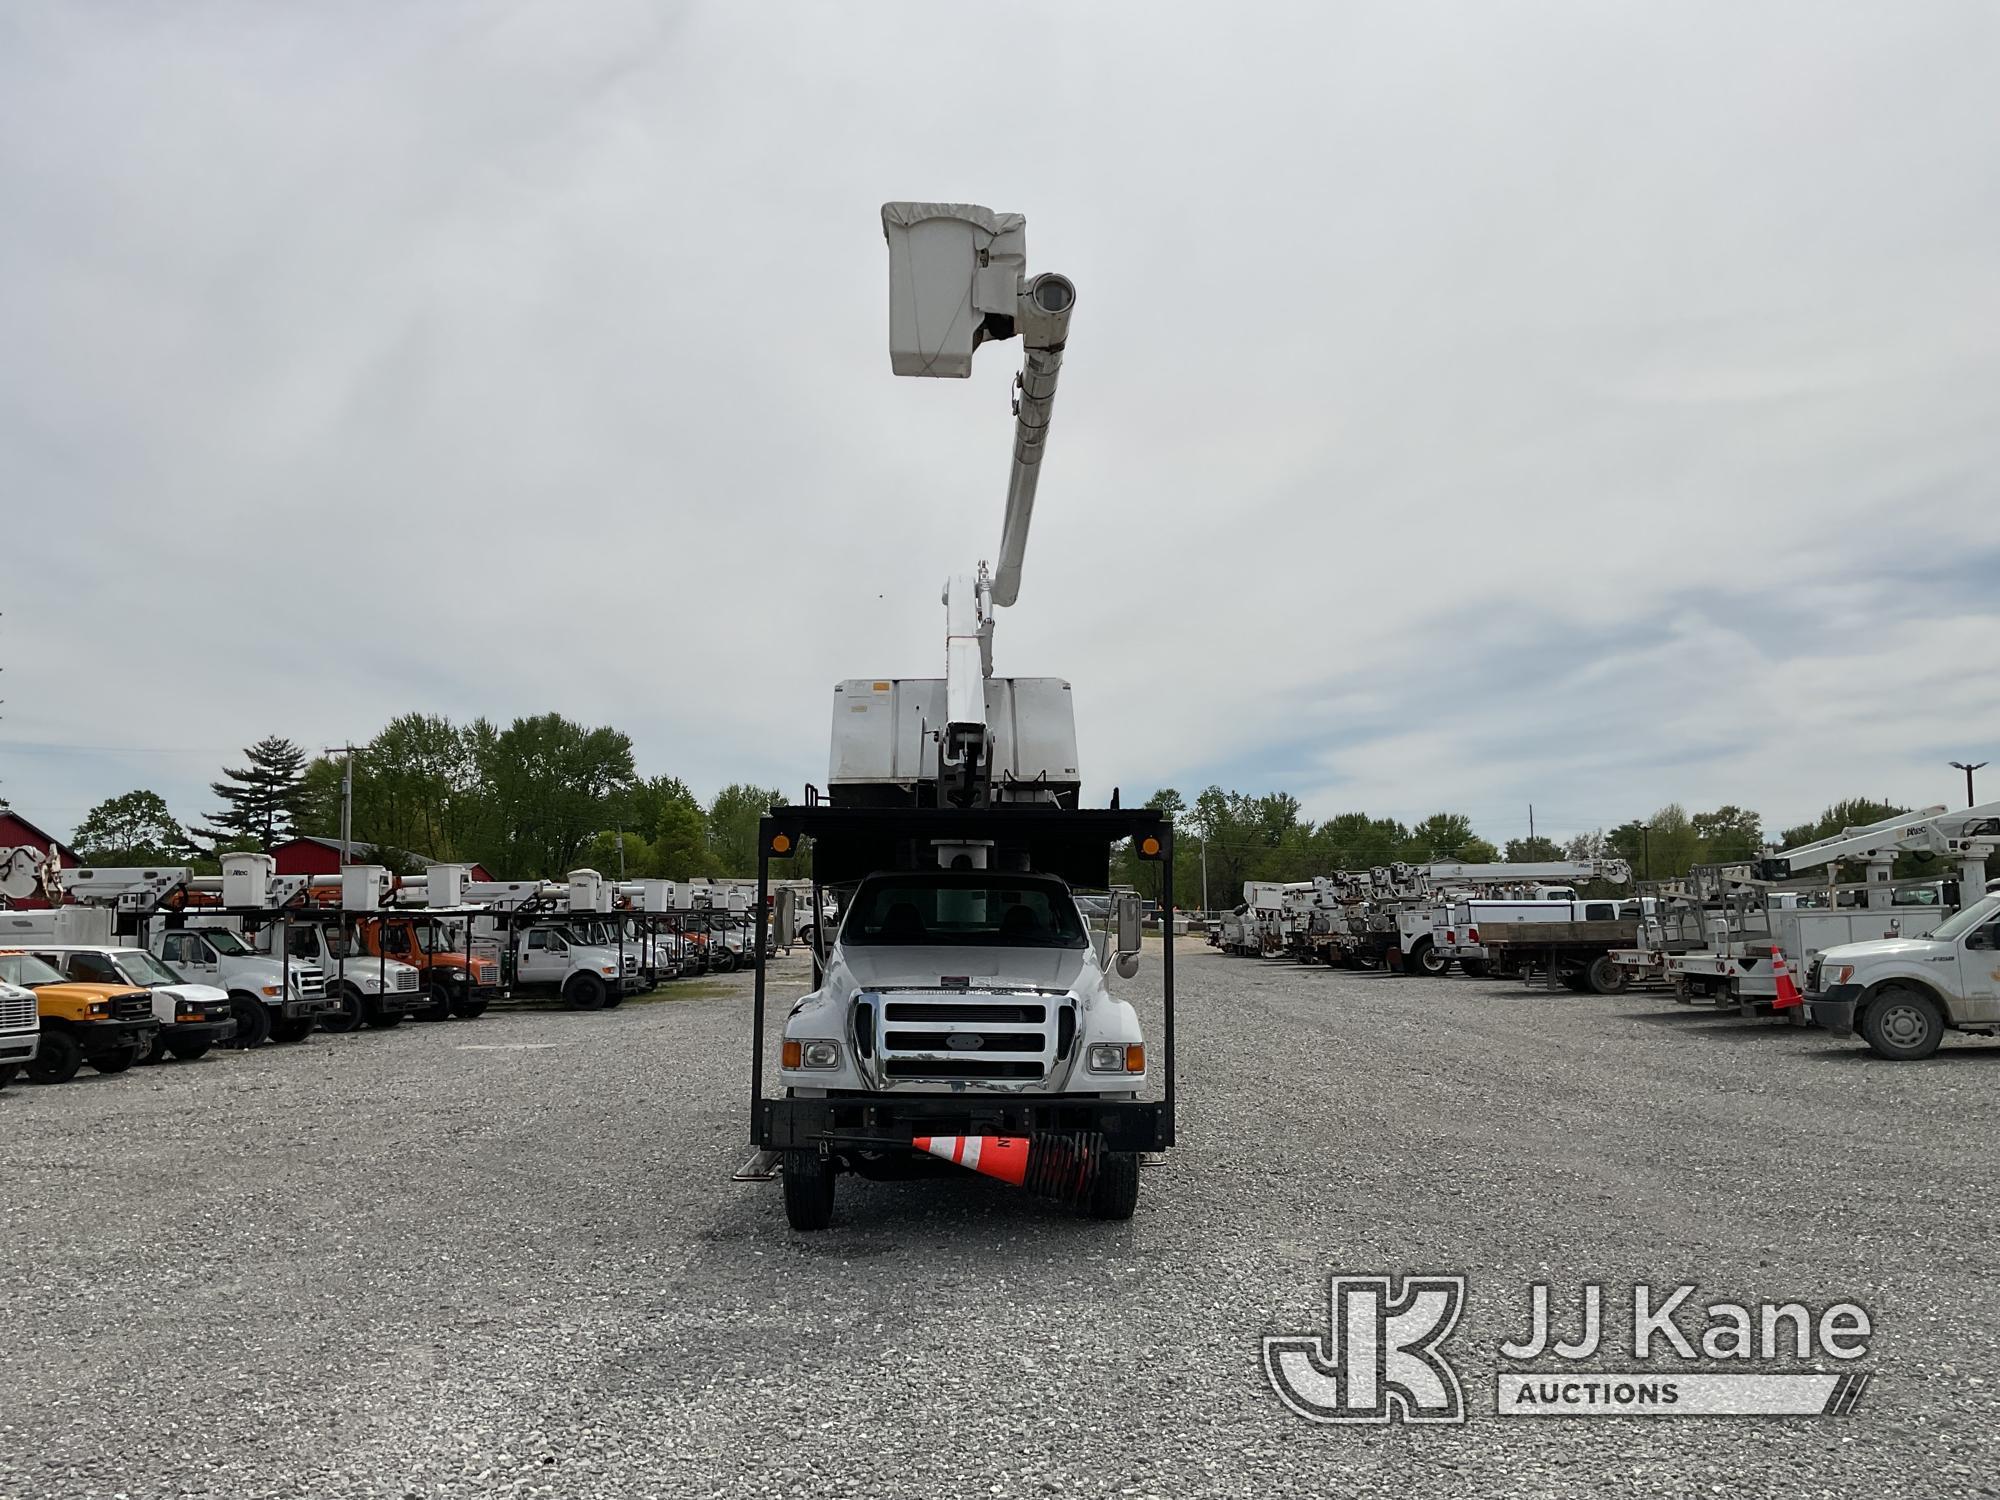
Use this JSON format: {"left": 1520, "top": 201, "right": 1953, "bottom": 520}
{"left": 732, "top": 1149, "right": 782, "bottom": 1182}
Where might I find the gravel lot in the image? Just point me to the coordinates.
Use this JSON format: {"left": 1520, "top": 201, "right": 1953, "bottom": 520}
{"left": 3, "top": 941, "right": 1997, "bottom": 1499}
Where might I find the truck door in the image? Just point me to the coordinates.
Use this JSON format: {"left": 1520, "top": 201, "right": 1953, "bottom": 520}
{"left": 521, "top": 928, "right": 563, "bottom": 982}
{"left": 161, "top": 931, "right": 221, "bottom": 986}
{"left": 1959, "top": 913, "right": 2000, "bottom": 1018}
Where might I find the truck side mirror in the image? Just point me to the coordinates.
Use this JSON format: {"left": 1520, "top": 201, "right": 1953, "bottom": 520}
{"left": 774, "top": 889, "right": 796, "bottom": 949}
{"left": 1113, "top": 893, "right": 1143, "bottom": 977}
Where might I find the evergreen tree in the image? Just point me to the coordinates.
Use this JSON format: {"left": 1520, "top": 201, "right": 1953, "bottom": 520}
{"left": 194, "top": 736, "right": 310, "bottom": 850}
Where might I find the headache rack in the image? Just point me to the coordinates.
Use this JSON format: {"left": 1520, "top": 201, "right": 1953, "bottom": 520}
{"left": 748, "top": 803, "right": 1177, "bottom": 1152}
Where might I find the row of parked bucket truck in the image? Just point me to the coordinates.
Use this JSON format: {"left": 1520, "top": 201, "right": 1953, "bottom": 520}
{"left": 0, "top": 845, "right": 774, "bottom": 1086}
{"left": 1212, "top": 801, "right": 2000, "bottom": 1060}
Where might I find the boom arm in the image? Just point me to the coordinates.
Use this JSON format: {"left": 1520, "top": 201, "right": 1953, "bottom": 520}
{"left": 882, "top": 202, "right": 1075, "bottom": 802}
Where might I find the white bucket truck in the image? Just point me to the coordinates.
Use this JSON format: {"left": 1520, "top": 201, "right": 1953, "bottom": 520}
{"left": 743, "top": 201, "right": 1175, "bottom": 1232}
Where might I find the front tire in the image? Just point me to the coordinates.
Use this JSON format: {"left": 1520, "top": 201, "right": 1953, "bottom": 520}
{"left": 164, "top": 1037, "right": 213, "bottom": 1062}
{"left": 91, "top": 1045, "right": 140, "bottom": 1075}
{"left": 1586, "top": 955, "right": 1626, "bottom": 995}
{"left": 1458, "top": 957, "right": 1490, "bottom": 979}
{"left": 364, "top": 1009, "right": 405, "bottom": 1030}
{"left": 782, "top": 1149, "right": 836, "bottom": 1231}
{"left": 414, "top": 984, "right": 453, "bottom": 1023}
{"left": 27, "top": 1031, "right": 82, "bottom": 1085}
{"left": 564, "top": 974, "right": 606, "bottom": 1012}
{"left": 450, "top": 997, "right": 489, "bottom": 1020}
{"left": 319, "top": 986, "right": 364, "bottom": 1034}
{"left": 1861, "top": 985, "right": 1944, "bottom": 1060}
{"left": 0, "top": 1063, "right": 17, "bottom": 1088}
{"left": 1410, "top": 940, "right": 1448, "bottom": 977}
{"left": 1087, "top": 1151, "right": 1141, "bottom": 1220}
{"left": 269, "top": 1016, "right": 316, "bottom": 1044}
{"left": 228, "top": 993, "right": 272, "bottom": 1048}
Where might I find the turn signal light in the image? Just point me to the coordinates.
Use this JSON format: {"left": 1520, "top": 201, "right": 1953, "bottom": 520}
{"left": 1136, "top": 835, "right": 1162, "bottom": 859}
{"left": 771, "top": 833, "right": 793, "bottom": 855}
{"left": 1125, "top": 1044, "right": 1145, "bottom": 1073}
{"left": 781, "top": 1040, "right": 801, "bottom": 1069}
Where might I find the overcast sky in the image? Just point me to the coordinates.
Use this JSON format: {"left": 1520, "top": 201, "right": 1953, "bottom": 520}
{"left": 3, "top": 1, "right": 1996, "bottom": 851}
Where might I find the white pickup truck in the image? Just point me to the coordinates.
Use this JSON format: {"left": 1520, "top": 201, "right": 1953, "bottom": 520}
{"left": 1804, "top": 889, "right": 2000, "bottom": 1058}
{"left": 152, "top": 926, "right": 329, "bottom": 1047}
{"left": 26, "top": 943, "right": 236, "bottom": 1062}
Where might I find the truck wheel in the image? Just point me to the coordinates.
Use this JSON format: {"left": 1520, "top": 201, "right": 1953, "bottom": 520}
{"left": 450, "top": 998, "right": 489, "bottom": 1020}
{"left": 782, "top": 1149, "right": 836, "bottom": 1231}
{"left": 1458, "top": 958, "right": 1490, "bottom": 979}
{"left": 27, "top": 1031, "right": 82, "bottom": 1085}
{"left": 1586, "top": 955, "right": 1626, "bottom": 995}
{"left": 0, "top": 1064, "right": 16, "bottom": 1088}
{"left": 1861, "top": 986, "right": 1944, "bottom": 1061}
{"left": 564, "top": 974, "right": 606, "bottom": 1012}
{"left": 415, "top": 984, "right": 453, "bottom": 1023}
{"left": 601, "top": 988, "right": 626, "bottom": 1009}
{"left": 269, "top": 1017, "right": 316, "bottom": 1044}
{"left": 164, "top": 1037, "right": 213, "bottom": 1062}
{"left": 714, "top": 949, "right": 739, "bottom": 974}
{"left": 90, "top": 1045, "right": 141, "bottom": 1075}
{"left": 1410, "top": 940, "right": 1447, "bottom": 977}
{"left": 364, "top": 1010, "right": 405, "bottom": 1030}
{"left": 228, "top": 993, "right": 273, "bottom": 1048}
{"left": 319, "top": 986, "right": 364, "bottom": 1034}
{"left": 1087, "top": 1151, "right": 1141, "bottom": 1221}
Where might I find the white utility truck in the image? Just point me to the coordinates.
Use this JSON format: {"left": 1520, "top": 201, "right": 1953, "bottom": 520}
{"left": 241, "top": 866, "right": 424, "bottom": 1033}
{"left": 31, "top": 857, "right": 331, "bottom": 1046}
{"left": 467, "top": 871, "right": 643, "bottom": 1009}
{"left": 1391, "top": 859, "right": 1631, "bottom": 977}
{"left": 744, "top": 201, "right": 1174, "bottom": 1232}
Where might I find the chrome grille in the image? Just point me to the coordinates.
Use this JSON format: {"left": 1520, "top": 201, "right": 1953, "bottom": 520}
{"left": 394, "top": 968, "right": 419, "bottom": 992}
{"left": 111, "top": 992, "right": 151, "bottom": 1021}
{"left": 0, "top": 992, "right": 35, "bottom": 1032}
{"left": 292, "top": 966, "right": 327, "bottom": 1001}
{"left": 872, "top": 990, "right": 1056, "bottom": 1084}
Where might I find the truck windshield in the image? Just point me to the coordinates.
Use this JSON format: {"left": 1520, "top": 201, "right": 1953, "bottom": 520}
{"left": 1931, "top": 892, "right": 2000, "bottom": 943}
{"left": 202, "top": 929, "right": 252, "bottom": 955}
{"left": 113, "top": 950, "right": 184, "bottom": 986}
{"left": 843, "top": 874, "right": 1086, "bottom": 949}
{"left": 0, "top": 953, "right": 70, "bottom": 987}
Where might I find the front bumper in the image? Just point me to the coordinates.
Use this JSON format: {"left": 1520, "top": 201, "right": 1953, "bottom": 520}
{"left": 168, "top": 1018, "right": 238, "bottom": 1045}
{"left": 79, "top": 1018, "right": 158, "bottom": 1060}
{"left": 275, "top": 994, "right": 331, "bottom": 1019}
{"left": 1805, "top": 984, "right": 1863, "bottom": 1035}
{"left": 759, "top": 1092, "right": 1172, "bottom": 1153}
{"left": 0, "top": 1030, "right": 37, "bottom": 1066}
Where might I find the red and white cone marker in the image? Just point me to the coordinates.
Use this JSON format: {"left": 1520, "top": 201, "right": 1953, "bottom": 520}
{"left": 1771, "top": 945, "right": 1804, "bottom": 1009}
{"left": 912, "top": 1134, "right": 1030, "bottom": 1187}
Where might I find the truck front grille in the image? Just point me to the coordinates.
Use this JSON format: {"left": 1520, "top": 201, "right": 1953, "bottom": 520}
{"left": 0, "top": 992, "right": 35, "bottom": 1032}
{"left": 111, "top": 993, "right": 151, "bottom": 1021}
{"left": 292, "top": 967, "right": 327, "bottom": 1001}
{"left": 873, "top": 992, "right": 1056, "bottom": 1085}
{"left": 395, "top": 969, "right": 418, "bottom": 992}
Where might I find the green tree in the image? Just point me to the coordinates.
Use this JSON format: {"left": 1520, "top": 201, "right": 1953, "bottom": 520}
{"left": 1692, "top": 805, "right": 1763, "bottom": 864}
{"left": 194, "top": 736, "right": 309, "bottom": 849}
{"left": 1504, "top": 835, "right": 1563, "bottom": 863}
{"left": 72, "top": 790, "right": 193, "bottom": 864}
{"left": 706, "top": 783, "right": 785, "bottom": 877}
{"left": 469, "top": 714, "right": 638, "bottom": 877}
{"left": 584, "top": 829, "right": 654, "bottom": 879}
{"left": 1403, "top": 812, "right": 1476, "bottom": 861}
{"left": 1456, "top": 836, "right": 1502, "bottom": 864}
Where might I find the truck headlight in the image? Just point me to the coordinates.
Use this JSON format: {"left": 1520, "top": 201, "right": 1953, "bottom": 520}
{"left": 261, "top": 984, "right": 281, "bottom": 997}
{"left": 1087, "top": 1043, "right": 1144, "bottom": 1073}
{"left": 782, "top": 1039, "right": 840, "bottom": 1070}
{"left": 1831, "top": 964, "right": 1854, "bottom": 985}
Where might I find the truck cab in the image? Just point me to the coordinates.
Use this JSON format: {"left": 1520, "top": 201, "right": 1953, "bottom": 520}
{"left": 0, "top": 949, "right": 157, "bottom": 1084}
{"left": 251, "top": 920, "right": 420, "bottom": 1033}
{"left": 152, "top": 925, "right": 329, "bottom": 1047}
{"left": 355, "top": 914, "right": 498, "bottom": 1021}
{"left": 1805, "top": 890, "right": 2000, "bottom": 1059}
{"left": 27, "top": 944, "right": 235, "bottom": 1062}
{"left": 504, "top": 921, "right": 633, "bottom": 1009}
{"left": 0, "top": 977, "right": 38, "bottom": 1087}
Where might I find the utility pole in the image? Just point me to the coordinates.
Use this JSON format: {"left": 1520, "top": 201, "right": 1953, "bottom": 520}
{"left": 1200, "top": 831, "right": 1209, "bottom": 914}
{"left": 617, "top": 825, "right": 627, "bottom": 879}
{"left": 1950, "top": 761, "right": 1987, "bottom": 808}
{"left": 1638, "top": 822, "right": 1652, "bottom": 883}
{"left": 1528, "top": 803, "right": 1535, "bottom": 842}
{"left": 328, "top": 744, "right": 364, "bottom": 865}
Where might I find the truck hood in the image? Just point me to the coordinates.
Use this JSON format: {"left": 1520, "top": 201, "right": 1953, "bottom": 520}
{"left": 157, "top": 982, "right": 230, "bottom": 1004}
{"left": 1817, "top": 936, "right": 1945, "bottom": 963}
{"left": 840, "top": 945, "right": 1087, "bottom": 992}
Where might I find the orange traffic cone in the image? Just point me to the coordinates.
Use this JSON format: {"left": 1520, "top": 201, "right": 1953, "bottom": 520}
{"left": 913, "top": 1134, "right": 1030, "bottom": 1187}
{"left": 1770, "top": 945, "right": 1804, "bottom": 1009}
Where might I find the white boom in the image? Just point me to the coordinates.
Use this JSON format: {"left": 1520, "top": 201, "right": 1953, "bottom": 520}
{"left": 1765, "top": 802, "right": 2000, "bottom": 898}
{"left": 882, "top": 201, "right": 1075, "bottom": 801}
{"left": 1422, "top": 859, "right": 1632, "bottom": 887}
